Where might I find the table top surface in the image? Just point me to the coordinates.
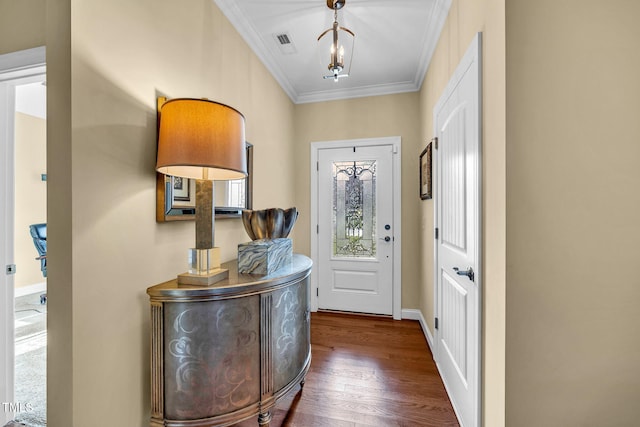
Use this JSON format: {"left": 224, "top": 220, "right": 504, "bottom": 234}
{"left": 147, "top": 253, "right": 312, "bottom": 301}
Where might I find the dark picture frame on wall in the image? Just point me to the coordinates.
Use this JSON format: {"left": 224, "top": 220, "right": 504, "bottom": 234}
{"left": 419, "top": 142, "right": 432, "bottom": 200}
{"left": 172, "top": 176, "right": 191, "bottom": 201}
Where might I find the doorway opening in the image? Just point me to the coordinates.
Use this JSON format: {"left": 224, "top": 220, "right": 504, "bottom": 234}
{"left": 0, "top": 47, "right": 47, "bottom": 427}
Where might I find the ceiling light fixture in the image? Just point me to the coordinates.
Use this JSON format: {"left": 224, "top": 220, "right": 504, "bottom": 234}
{"left": 318, "top": 0, "right": 355, "bottom": 82}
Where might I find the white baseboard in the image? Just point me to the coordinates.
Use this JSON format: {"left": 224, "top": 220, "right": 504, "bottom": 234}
{"left": 14, "top": 282, "right": 47, "bottom": 298}
{"left": 403, "top": 308, "right": 466, "bottom": 426}
{"left": 401, "top": 308, "right": 434, "bottom": 353}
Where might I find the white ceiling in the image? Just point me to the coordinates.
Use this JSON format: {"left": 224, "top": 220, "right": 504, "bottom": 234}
{"left": 214, "top": 0, "right": 451, "bottom": 104}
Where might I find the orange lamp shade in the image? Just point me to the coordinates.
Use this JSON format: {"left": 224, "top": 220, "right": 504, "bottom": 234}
{"left": 156, "top": 98, "right": 247, "bottom": 181}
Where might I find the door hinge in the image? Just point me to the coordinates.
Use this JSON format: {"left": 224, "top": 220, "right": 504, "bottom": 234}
{"left": 433, "top": 137, "right": 438, "bottom": 149}
{"left": 316, "top": 288, "right": 319, "bottom": 297}
{"left": 317, "top": 224, "right": 319, "bottom": 234}
{"left": 435, "top": 317, "right": 439, "bottom": 330}
{"left": 317, "top": 161, "right": 319, "bottom": 171}
{"left": 435, "top": 227, "right": 439, "bottom": 239}
{"left": 6, "top": 264, "right": 16, "bottom": 275}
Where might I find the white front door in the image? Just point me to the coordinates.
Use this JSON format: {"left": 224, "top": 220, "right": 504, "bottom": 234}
{"left": 314, "top": 139, "right": 399, "bottom": 316}
{"left": 434, "top": 34, "right": 481, "bottom": 427}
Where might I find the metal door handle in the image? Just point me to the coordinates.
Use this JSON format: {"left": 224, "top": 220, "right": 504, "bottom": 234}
{"left": 379, "top": 236, "right": 391, "bottom": 242}
{"left": 453, "top": 266, "right": 474, "bottom": 282}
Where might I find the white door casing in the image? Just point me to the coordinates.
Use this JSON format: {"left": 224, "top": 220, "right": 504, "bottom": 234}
{"left": 434, "top": 33, "right": 482, "bottom": 427}
{"left": 311, "top": 137, "right": 401, "bottom": 319}
{"left": 0, "top": 64, "right": 16, "bottom": 427}
{"left": 0, "top": 47, "right": 46, "bottom": 425}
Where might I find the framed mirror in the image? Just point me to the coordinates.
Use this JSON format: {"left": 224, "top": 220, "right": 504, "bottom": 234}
{"left": 156, "top": 142, "right": 253, "bottom": 221}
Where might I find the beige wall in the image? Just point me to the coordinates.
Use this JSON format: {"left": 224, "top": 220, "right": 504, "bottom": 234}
{"left": 46, "top": 0, "right": 73, "bottom": 424}
{"left": 293, "top": 93, "right": 422, "bottom": 308}
{"left": 47, "top": 0, "right": 295, "bottom": 425}
{"left": 0, "top": 0, "right": 45, "bottom": 55}
{"left": 505, "top": 0, "right": 640, "bottom": 425}
{"left": 419, "top": 0, "right": 506, "bottom": 425}
{"left": 14, "top": 112, "right": 47, "bottom": 289}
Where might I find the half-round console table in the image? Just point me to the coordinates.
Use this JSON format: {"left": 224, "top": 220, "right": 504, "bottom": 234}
{"left": 147, "top": 254, "right": 312, "bottom": 427}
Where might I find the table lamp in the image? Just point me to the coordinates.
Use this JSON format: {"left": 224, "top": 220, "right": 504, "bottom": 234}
{"left": 156, "top": 97, "right": 247, "bottom": 285}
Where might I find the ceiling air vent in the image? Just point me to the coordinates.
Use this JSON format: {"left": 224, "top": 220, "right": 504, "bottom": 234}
{"left": 273, "top": 32, "right": 297, "bottom": 55}
{"left": 277, "top": 33, "right": 291, "bottom": 45}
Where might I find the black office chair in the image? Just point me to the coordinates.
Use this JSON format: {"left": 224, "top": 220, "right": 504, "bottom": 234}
{"left": 29, "top": 223, "right": 47, "bottom": 304}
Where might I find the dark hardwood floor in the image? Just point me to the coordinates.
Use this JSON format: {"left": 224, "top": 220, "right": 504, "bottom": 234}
{"left": 234, "top": 311, "right": 459, "bottom": 427}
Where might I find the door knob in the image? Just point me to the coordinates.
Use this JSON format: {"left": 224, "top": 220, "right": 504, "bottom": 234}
{"left": 453, "top": 266, "right": 474, "bottom": 282}
{"left": 379, "top": 236, "right": 391, "bottom": 242}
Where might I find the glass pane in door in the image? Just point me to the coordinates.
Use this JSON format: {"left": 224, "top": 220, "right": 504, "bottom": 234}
{"left": 332, "top": 160, "right": 377, "bottom": 258}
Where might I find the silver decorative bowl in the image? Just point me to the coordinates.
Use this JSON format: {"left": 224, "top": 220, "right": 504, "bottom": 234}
{"left": 242, "top": 207, "right": 298, "bottom": 240}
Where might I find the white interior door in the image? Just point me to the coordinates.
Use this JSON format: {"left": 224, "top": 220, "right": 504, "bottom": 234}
{"left": 315, "top": 140, "right": 398, "bottom": 316}
{"left": 434, "top": 33, "right": 481, "bottom": 427}
{"left": 0, "top": 47, "right": 46, "bottom": 425}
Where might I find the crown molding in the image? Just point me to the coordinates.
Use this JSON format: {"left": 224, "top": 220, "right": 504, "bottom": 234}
{"left": 213, "top": 0, "right": 298, "bottom": 101}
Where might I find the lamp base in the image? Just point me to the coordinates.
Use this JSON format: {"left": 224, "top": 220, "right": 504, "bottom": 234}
{"left": 177, "top": 268, "right": 229, "bottom": 286}
{"left": 177, "top": 247, "right": 228, "bottom": 286}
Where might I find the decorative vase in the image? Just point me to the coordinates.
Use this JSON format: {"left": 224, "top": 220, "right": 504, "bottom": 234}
{"left": 241, "top": 207, "right": 298, "bottom": 240}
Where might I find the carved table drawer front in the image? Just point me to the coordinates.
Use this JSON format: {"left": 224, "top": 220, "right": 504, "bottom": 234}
{"left": 147, "top": 255, "right": 312, "bottom": 427}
